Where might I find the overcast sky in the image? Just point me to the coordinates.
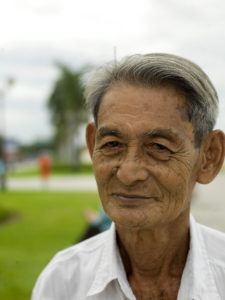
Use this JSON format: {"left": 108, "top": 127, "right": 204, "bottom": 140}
{"left": 0, "top": 0, "right": 225, "bottom": 144}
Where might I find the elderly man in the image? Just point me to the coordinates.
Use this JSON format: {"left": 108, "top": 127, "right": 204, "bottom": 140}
{"left": 32, "top": 53, "right": 225, "bottom": 300}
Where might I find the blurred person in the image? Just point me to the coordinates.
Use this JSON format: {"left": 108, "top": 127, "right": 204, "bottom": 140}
{"left": 32, "top": 53, "right": 225, "bottom": 300}
{"left": 0, "top": 159, "right": 6, "bottom": 191}
{"left": 77, "top": 206, "right": 112, "bottom": 242}
{"left": 38, "top": 153, "right": 51, "bottom": 189}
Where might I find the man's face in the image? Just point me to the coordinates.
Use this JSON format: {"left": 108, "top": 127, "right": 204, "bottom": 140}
{"left": 88, "top": 83, "right": 201, "bottom": 229}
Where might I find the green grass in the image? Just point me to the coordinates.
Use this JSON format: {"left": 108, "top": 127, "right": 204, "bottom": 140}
{"left": 8, "top": 163, "right": 93, "bottom": 177}
{"left": 0, "top": 191, "right": 99, "bottom": 300}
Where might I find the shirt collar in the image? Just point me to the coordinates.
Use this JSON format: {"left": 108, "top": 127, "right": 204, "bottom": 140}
{"left": 178, "top": 215, "right": 220, "bottom": 300}
{"left": 87, "top": 216, "right": 221, "bottom": 300}
{"left": 87, "top": 223, "right": 125, "bottom": 297}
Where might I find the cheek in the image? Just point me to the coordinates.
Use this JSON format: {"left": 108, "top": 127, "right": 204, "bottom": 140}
{"left": 152, "top": 164, "right": 190, "bottom": 200}
{"left": 92, "top": 154, "right": 115, "bottom": 183}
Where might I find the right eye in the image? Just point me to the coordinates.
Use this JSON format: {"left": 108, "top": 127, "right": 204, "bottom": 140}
{"left": 101, "top": 140, "right": 122, "bottom": 155}
{"left": 106, "top": 141, "right": 120, "bottom": 148}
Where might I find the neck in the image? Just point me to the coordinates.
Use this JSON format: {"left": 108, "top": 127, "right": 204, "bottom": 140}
{"left": 116, "top": 211, "right": 190, "bottom": 280}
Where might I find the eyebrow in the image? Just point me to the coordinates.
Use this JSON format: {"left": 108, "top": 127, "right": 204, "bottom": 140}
{"left": 143, "top": 128, "right": 183, "bottom": 144}
{"left": 97, "top": 126, "right": 184, "bottom": 144}
{"left": 97, "top": 127, "right": 124, "bottom": 138}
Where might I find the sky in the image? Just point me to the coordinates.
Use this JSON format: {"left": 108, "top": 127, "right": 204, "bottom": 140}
{"left": 0, "top": 0, "right": 225, "bottom": 144}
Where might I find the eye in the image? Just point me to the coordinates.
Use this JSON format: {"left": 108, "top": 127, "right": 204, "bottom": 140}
{"left": 100, "top": 140, "right": 123, "bottom": 156}
{"left": 106, "top": 141, "right": 120, "bottom": 148}
{"left": 153, "top": 143, "right": 168, "bottom": 151}
{"left": 149, "top": 143, "right": 169, "bottom": 151}
{"left": 146, "top": 143, "right": 172, "bottom": 160}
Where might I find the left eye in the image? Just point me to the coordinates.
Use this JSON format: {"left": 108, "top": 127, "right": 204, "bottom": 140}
{"left": 148, "top": 143, "right": 167, "bottom": 150}
{"left": 146, "top": 143, "right": 171, "bottom": 160}
{"left": 154, "top": 143, "right": 167, "bottom": 150}
{"left": 147, "top": 143, "right": 171, "bottom": 156}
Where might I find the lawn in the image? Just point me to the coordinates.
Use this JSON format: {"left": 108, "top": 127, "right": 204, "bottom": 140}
{"left": 8, "top": 163, "right": 93, "bottom": 177}
{"left": 0, "top": 191, "right": 99, "bottom": 300}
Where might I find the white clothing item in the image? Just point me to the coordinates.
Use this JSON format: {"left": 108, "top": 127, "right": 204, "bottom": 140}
{"left": 32, "top": 216, "right": 225, "bottom": 300}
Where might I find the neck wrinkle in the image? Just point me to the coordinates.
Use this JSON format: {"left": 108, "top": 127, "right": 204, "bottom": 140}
{"left": 116, "top": 211, "right": 190, "bottom": 280}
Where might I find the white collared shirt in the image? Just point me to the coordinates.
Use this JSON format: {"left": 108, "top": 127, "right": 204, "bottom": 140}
{"left": 32, "top": 216, "right": 225, "bottom": 300}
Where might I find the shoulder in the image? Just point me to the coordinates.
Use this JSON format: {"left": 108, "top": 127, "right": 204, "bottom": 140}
{"left": 198, "top": 223, "right": 225, "bottom": 267}
{"left": 32, "top": 230, "right": 110, "bottom": 299}
{"left": 56, "top": 229, "right": 108, "bottom": 258}
{"left": 45, "top": 229, "right": 109, "bottom": 275}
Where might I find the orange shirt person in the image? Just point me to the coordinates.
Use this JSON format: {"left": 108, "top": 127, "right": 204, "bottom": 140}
{"left": 38, "top": 154, "right": 51, "bottom": 179}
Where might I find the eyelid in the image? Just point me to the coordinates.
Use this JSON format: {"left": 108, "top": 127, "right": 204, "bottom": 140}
{"left": 99, "top": 135, "right": 121, "bottom": 144}
{"left": 146, "top": 142, "right": 167, "bottom": 148}
{"left": 155, "top": 143, "right": 169, "bottom": 150}
{"left": 100, "top": 138, "right": 122, "bottom": 148}
{"left": 146, "top": 143, "right": 173, "bottom": 156}
{"left": 146, "top": 138, "right": 174, "bottom": 150}
{"left": 105, "top": 141, "right": 120, "bottom": 147}
{"left": 100, "top": 140, "right": 123, "bottom": 156}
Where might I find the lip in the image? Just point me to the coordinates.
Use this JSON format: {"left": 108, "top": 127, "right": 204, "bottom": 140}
{"left": 112, "top": 193, "right": 157, "bottom": 203}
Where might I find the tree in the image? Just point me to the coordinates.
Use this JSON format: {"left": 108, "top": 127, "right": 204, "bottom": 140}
{"left": 48, "top": 64, "right": 88, "bottom": 165}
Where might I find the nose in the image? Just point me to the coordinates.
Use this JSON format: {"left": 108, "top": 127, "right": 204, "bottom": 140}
{"left": 116, "top": 151, "right": 149, "bottom": 186}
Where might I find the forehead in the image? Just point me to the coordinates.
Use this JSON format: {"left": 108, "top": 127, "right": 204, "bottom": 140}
{"left": 98, "top": 83, "right": 193, "bottom": 135}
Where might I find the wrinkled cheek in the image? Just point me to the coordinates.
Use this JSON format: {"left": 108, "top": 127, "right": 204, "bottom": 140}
{"left": 92, "top": 158, "right": 114, "bottom": 191}
{"left": 155, "top": 167, "right": 189, "bottom": 210}
{"left": 166, "top": 178, "right": 190, "bottom": 215}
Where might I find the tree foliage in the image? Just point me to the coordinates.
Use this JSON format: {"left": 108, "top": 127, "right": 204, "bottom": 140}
{"left": 48, "top": 64, "right": 88, "bottom": 163}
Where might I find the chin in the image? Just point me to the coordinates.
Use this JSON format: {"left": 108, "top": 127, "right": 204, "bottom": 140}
{"left": 109, "top": 209, "right": 161, "bottom": 230}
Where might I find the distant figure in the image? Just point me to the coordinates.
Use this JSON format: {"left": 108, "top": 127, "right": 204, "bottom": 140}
{"left": 38, "top": 154, "right": 51, "bottom": 189}
{"left": 0, "top": 159, "right": 6, "bottom": 191}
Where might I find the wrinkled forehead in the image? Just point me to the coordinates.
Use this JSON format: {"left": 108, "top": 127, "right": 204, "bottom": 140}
{"left": 97, "top": 81, "right": 190, "bottom": 123}
{"left": 97, "top": 82, "right": 195, "bottom": 142}
{"left": 98, "top": 82, "right": 190, "bottom": 120}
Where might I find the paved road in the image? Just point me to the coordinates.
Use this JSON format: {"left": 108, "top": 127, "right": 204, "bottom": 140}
{"left": 6, "top": 173, "right": 225, "bottom": 232}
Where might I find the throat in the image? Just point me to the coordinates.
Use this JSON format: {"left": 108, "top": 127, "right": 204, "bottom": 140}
{"left": 116, "top": 222, "right": 190, "bottom": 280}
{"left": 119, "top": 239, "right": 189, "bottom": 300}
{"left": 129, "top": 276, "right": 182, "bottom": 300}
{"left": 115, "top": 205, "right": 191, "bottom": 300}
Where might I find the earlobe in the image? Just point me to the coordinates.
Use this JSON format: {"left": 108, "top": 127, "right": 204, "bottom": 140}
{"left": 86, "top": 122, "right": 97, "bottom": 159}
{"left": 197, "top": 130, "right": 225, "bottom": 184}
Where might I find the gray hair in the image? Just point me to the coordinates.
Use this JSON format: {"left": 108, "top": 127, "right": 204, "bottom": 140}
{"left": 84, "top": 53, "right": 218, "bottom": 147}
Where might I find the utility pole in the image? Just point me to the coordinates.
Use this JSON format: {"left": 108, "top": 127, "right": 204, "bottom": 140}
{"left": 113, "top": 46, "right": 117, "bottom": 65}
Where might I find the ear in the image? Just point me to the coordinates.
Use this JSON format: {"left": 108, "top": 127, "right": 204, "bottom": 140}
{"left": 197, "top": 130, "right": 225, "bottom": 184}
{"left": 86, "top": 122, "right": 97, "bottom": 159}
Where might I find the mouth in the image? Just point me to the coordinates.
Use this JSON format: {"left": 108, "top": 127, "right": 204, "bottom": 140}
{"left": 112, "top": 193, "right": 158, "bottom": 204}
